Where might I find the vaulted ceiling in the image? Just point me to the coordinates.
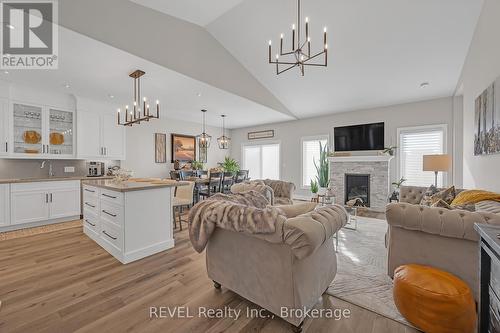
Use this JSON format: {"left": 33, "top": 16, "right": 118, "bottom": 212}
{"left": 5, "top": 0, "right": 483, "bottom": 128}
{"left": 133, "top": 0, "right": 484, "bottom": 119}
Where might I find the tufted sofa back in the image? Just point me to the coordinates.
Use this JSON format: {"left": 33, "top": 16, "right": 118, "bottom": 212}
{"left": 399, "top": 186, "right": 465, "bottom": 205}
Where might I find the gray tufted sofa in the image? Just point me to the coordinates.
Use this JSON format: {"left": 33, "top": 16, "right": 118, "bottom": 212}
{"left": 386, "top": 185, "right": 500, "bottom": 300}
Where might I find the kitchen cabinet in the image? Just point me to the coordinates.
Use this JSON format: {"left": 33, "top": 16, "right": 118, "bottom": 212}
{"left": 0, "top": 98, "right": 8, "bottom": 155}
{"left": 0, "top": 184, "right": 10, "bottom": 227}
{"left": 10, "top": 180, "right": 80, "bottom": 226}
{"left": 9, "top": 102, "right": 75, "bottom": 158}
{"left": 77, "top": 111, "right": 125, "bottom": 160}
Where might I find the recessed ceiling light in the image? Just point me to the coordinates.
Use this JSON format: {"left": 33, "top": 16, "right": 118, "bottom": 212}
{"left": 420, "top": 82, "right": 430, "bottom": 88}
{"left": 6, "top": 24, "right": 15, "bottom": 30}
{"left": 108, "top": 94, "right": 114, "bottom": 99}
{"left": 197, "top": 93, "right": 202, "bottom": 97}
{"left": 3, "top": 71, "right": 9, "bottom": 74}
{"left": 63, "top": 83, "right": 71, "bottom": 88}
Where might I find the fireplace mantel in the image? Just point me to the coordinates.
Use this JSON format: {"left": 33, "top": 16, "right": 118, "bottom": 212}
{"left": 329, "top": 155, "right": 394, "bottom": 162}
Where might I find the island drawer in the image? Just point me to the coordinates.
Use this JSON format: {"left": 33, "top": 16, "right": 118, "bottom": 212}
{"left": 83, "top": 186, "right": 98, "bottom": 198}
{"left": 100, "top": 189, "right": 124, "bottom": 206}
{"left": 83, "top": 196, "right": 99, "bottom": 215}
{"left": 100, "top": 220, "right": 123, "bottom": 251}
{"left": 100, "top": 200, "right": 123, "bottom": 227}
{"left": 83, "top": 211, "right": 99, "bottom": 234}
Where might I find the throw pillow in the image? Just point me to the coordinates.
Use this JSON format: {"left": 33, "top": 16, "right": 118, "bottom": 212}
{"left": 420, "top": 185, "right": 438, "bottom": 206}
{"left": 431, "top": 199, "right": 452, "bottom": 209}
{"left": 420, "top": 185, "right": 456, "bottom": 206}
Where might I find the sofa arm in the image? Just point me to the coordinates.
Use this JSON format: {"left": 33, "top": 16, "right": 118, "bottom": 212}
{"left": 283, "top": 205, "right": 347, "bottom": 259}
{"left": 386, "top": 202, "right": 500, "bottom": 242}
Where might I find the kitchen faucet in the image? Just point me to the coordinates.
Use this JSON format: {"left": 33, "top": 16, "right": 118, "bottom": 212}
{"left": 40, "top": 160, "right": 54, "bottom": 177}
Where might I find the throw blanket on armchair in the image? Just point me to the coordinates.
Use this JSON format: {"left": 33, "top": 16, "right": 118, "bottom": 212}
{"left": 452, "top": 190, "right": 500, "bottom": 206}
{"left": 188, "top": 191, "right": 287, "bottom": 253}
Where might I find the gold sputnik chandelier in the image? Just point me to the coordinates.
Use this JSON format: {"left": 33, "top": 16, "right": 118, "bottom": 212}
{"left": 268, "top": 0, "right": 328, "bottom": 76}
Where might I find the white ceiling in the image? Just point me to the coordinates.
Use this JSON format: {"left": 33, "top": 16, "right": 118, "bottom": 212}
{"left": 204, "top": 0, "right": 483, "bottom": 119}
{"left": 1, "top": 28, "right": 292, "bottom": 129}
{"left": 129, "top": 0, "right": 245, "bottom": 26}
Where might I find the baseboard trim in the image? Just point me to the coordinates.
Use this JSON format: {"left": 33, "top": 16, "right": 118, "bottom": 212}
{"left": 123, "top": 239, "right": 175, "bottom": 264}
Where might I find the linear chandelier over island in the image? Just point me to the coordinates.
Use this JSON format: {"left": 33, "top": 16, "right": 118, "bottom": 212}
{"left": 268, "top": 0, "right": 328, "bottom": 76}
{"left": 117, "top": 69, "right": 160, "bottom": 126}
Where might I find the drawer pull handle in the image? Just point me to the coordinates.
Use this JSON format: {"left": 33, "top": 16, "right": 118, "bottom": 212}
{"left": 84, "top": 189, "right": 96, "bottom": 193}
{"left": 85, "top": 219, "right": 96, "bottom": 227}
{"left": 85, "top": 202, "right": 95, "bottom": 208}
{"left": 102, "top": 193, "right": 117, "bottom": 199}
{"left": 102, "top": 230, "right": 117, "bottom": 240}
{"left": 102, "top": 210, "right": 117, "bottom": 217}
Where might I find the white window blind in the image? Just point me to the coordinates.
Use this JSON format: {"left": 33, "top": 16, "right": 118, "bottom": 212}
{"left": 399, "top": 126, "right": 446, "bottom": 187}
{"left": 301, "top": 137, "right": 328, "bottom": 187}
{"left": 242, "top": 143, "right": 280, "bottom": 180}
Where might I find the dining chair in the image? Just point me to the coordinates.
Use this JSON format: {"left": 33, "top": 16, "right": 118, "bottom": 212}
{"left": 173, "top": 181, "right": 195, "bottom": 231}
{"left": 222, "top": 172, "right": 235, "bottom": 193}
{"left": 197, "top": 170, "right": 208, "bottom": 178}
{"left": 170, "top": 170, "right": 181, "bottom": 181}
{"left": 198, "top": 171, "right": 223, "bottom": 199}
{"left": 179, "top": 170, "right": 196, "bottom": 180}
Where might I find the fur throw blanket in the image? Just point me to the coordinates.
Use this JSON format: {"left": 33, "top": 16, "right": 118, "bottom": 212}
{"left": 188, "top": 191, "right": 286, "bottom": 253}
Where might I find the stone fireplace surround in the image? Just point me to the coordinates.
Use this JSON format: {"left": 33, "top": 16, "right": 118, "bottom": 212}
{"left": 329, "top": 155, "right": 394, "bottom": 210}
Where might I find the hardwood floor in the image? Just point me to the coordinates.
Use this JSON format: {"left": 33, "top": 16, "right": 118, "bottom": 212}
{"left": 0, "top": 222, "right": 419, "bottom": 333}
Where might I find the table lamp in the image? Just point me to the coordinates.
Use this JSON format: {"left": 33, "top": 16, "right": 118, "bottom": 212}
{"left": 423, "top": 154, "right": 452, "bottom": 187}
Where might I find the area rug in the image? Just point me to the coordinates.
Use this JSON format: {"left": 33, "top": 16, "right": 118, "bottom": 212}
{"left": 326, "top": 217, "right": 414, "bottom": 328}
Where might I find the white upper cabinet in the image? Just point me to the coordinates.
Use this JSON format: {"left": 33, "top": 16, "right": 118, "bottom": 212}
{"left": 9, "top": 102, "right": 75, "bottom": 158}
{"left": 77, "top": 111, "right": 101, "bottom": 158}
{"left": 77, "top": 110, "right": 125, "bottom": 160}
{"left": 0, "top": 99, "right": 8, "bottom": 155}
{"left": 101, "top": 113, "right": 125, "bottom": 160}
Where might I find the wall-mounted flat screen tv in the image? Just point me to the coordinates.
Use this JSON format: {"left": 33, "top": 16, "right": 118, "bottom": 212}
{"left": 334, "top": 122, "right": 385, "bottom": 151}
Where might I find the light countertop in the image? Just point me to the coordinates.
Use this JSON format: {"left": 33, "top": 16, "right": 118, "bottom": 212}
{"left": 0, "top": 176, "right": 114, "bottom": 184}
{"left": 82, "top": 179, "right": 188, "bottom": 192}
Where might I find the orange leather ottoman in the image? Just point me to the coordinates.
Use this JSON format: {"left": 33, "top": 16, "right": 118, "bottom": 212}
{"left": 393, "top": 264, "right": 476, "bottom": 333}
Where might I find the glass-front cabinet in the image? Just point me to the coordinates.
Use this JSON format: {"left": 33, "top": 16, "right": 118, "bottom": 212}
{"left": 10, "top": 102, "right": 75, "bottom": 158}
{"left": 48, "top": 109, "right": 74, "bottom": 156}
{"left": 12, "top": 103, "right": 44, "bottom": 155}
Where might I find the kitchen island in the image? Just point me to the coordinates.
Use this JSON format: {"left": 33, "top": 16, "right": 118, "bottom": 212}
{"left": 82, "top": 179, "right": 187, "bottom": 264}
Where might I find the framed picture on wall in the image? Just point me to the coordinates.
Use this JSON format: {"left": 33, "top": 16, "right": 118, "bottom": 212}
{"left": 474, "top": 75, "right": 500, "bottom": 155}
{"left": 171, "top": 134, "right": 196, "bottom": 162}
{"left": 154, "top": 133, "right": 167, "bottom": 163}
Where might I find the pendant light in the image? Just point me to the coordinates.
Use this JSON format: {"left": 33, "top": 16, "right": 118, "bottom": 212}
{"left": 217, "top": 115, "right": 230, "bottom": 149}
{"left": 196, "top": 109, "right": 211, "bottom": 149}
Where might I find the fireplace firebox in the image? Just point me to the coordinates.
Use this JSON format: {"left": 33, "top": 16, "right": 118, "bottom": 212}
{"left": 345, "top": 174, "right": 370, "bottom": 207}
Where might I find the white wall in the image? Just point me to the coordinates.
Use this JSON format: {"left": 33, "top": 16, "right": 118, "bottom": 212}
{"left": 457, "top": 0, "right": 500, "bottom": 191}
{"left": 122, "top": 118, "right": 229, "bottom": 178}
{"left": 230, "top": 97, "right": 459, "bottom": 198}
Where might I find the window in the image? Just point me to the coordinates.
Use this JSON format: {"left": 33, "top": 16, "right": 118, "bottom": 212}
{"left": 301, "top": 136, "right": 328, "bottom": 187}
{"left": 398, "top": 125, "right": 447, "bottom": 187}
{"left": 242, "top": 143, "right": 280, "bottom": 180}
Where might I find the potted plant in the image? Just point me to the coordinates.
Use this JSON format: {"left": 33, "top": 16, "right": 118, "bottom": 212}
{"left": 382, "top": 145, "right": 397, "bottom": 156}
{"left": 314, "top": 142, "right": 330, "bottom": 195}
{"left": 218, "top": 156, "right": 240, "bottom": 175}
{"left": 389, "top": 177, "right": 406, "bottom": 202}
{"left": 310, "top": 179, "right": 319, "bottom": 195}
{"left": 191, "top": 160, "right": 204, "bottom": 171}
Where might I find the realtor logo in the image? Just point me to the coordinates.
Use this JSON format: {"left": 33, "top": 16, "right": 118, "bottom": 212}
{"left": 1, "top": 0, "right": 58, "bottom": 69}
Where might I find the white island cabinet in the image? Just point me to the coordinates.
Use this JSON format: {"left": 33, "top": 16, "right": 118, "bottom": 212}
{"left": 82, "top": 180, "right": 184, "bottom": 264}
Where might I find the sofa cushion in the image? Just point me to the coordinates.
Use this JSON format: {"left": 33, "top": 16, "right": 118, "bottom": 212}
{"left": 275, "top": 202, "right": 318, "bottom": 218}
